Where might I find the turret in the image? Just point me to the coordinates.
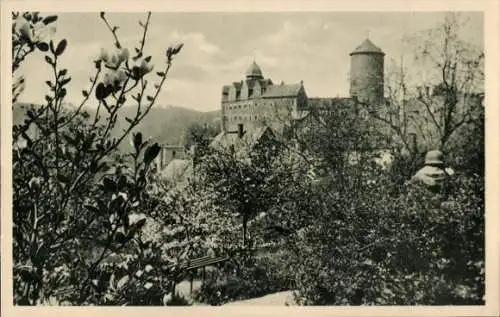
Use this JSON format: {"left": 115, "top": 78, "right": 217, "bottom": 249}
{"left": 349, "top": 38, "right": 385, "bottom": 105}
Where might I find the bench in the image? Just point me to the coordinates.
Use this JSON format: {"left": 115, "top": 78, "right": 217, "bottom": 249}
{"left": 182, "top": 255, "right": 230, "bottom": 271}
{"left": 174, "top": 255, "right": 231, "bottom": 294}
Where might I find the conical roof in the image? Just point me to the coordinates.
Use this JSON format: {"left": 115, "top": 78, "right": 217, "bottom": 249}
{"left": 246, "top": 61, "right": 264, "bottom": 79}
{"left": 350, "top": 38, "right": 384, "bottom": 55}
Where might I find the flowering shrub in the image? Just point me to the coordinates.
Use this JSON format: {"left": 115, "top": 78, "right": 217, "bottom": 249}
{"left": 12, "top": 12, "right": 183, "bottom": 305}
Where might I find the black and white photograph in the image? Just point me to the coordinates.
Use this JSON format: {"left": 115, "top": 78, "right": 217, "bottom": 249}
{"left": 2, "top": 0, "right": 499, "bottom": 315}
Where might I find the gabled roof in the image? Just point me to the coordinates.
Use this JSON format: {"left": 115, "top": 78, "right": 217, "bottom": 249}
{"left": 261, "top": 83, "right": 303, "bottom": 98}
{"left": 262, "top": 78, "right": 273, "bottom": 86}
{"left": 245, "top": 79, "right": 257, "bottom": 89}
{"left": 259, "top": 78, "right": 273, "bottom": 91}
{"left": 350, "top": 38, "right": 384, "bottom": 55}
{"left": 233, "top": 81, "right": 243, "bottom": 90}
{"left": 209, "top": 126, "right": 277, "bottom": 156}
{"left": 159, "top": 159, "right": 193, "bottom": 185}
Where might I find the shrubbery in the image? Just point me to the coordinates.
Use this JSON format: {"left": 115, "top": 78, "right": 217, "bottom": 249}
{"left": 287, "top": 164, "right": 484, "bottom": 305}
{"left": 192, "top": 249, "right": 292, "bottom": 305}
{"left": 12, "top": 11, "right": 184, "bottom": 305}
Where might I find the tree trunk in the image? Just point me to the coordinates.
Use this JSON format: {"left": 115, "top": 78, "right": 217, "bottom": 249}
{"left": 242, "top": 217, "right": 247, "bottom": 249}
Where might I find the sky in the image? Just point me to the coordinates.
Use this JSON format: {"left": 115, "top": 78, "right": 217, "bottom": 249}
{"left": 16, "top": 12, "right": 483, "bottom": 112}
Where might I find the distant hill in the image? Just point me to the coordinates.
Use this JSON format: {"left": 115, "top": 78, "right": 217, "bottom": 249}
{"left": 13, "top": 102, "right": 221, "bottom": 151}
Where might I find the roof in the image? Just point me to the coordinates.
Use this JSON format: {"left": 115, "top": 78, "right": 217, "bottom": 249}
{"left": 159, "top": 159, "right": 193, "bottom": 184}
{"left": 262, "top": 78, "right": 273, "bottom": 87}
{"left": 262, "top": 83, "right": 302, "bottom": 98}
{"left": 246, "top": 61, "right": 264, "bottom": 78}
{"left": 162, "top": 144, "right": 184, "bottom": 150}
{"left": 291, "top": 110, "right": 310, "bottom": 121}
{"left": 350, "top": 38, "right": 384, "bottom": 55}
{"left": 307, "top": 97, "right": 355, "bottom": 110}
{"left": 233, "top": 81, "right": 243, "bottom": 90}
{"left": 245, "top": 79, "right": 256, "bottom": 89}
{"left": 210, "top": 126, "right": 277, "bottom": 155}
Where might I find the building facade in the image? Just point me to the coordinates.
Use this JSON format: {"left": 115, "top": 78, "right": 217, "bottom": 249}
{"left": 219, "top": 38, "right": 386, "bottom": 141}
{"left": 221, "top": 61, "right": 308, "bottom": 136}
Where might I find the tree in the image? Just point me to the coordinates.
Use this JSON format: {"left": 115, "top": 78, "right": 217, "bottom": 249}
{"left": 362, "top": 13, "right": 484, "bottom": 153}
{"left": 279, "top": 102, "right": 485, "bottom": 305}
{"left": 184, "top": 122, "right": 220, "bottom": 149}
{"left": 12, "top": 12, "right": 183, "bottom": 305}
{"left": 410, "top": 13, "right": 484, "bottom": 149}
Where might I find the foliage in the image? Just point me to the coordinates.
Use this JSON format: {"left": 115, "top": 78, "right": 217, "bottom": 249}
{"left": 288, "top": 168, "right": 484, "bottom": 305}
{"left": 282, "top": 104, "right": 483, "bottom": 305}
{"left": 191, "top": 143, "right": 292, "bottom": 250}
{"left": 193, "top": 251, "right": 292, "bottom": 306}
{"left": 12, "top": 11, "right": 183, "bottom": 305}
{"left": 184, "top": 121, "right": 221, "bottom": 150}
{"left": 12, "top": 12, "right": 58, "bottom": 103}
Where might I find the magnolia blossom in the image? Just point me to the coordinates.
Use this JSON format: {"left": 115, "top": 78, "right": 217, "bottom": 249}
{"left": 103, "top": 68, "right": 127, "bottom": 87}
{"left": 15, "top": 17, "right": 56, "bottom": 43}
{"left": 99, "top": 47, "right": 129, "bottom": 69}
{"left": 18, "top": 21, "right": 33, "bottom": 42}
{"left": 129, "top": 58, "right": 154, "bottom": 79}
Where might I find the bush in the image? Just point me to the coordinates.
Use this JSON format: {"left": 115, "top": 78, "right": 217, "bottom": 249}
{"left": 12, "top": 11, "right": 184, "bottom": 305}
{"left": 192, "top": 250, "right": 292, "bottom": 305}
{"left": 288, "top": 164, "right": 484, "bottom": 305}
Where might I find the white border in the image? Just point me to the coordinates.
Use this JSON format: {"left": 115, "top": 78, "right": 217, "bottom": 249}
{"left": 2, "top": 1, "right": 499, "bottom": 316}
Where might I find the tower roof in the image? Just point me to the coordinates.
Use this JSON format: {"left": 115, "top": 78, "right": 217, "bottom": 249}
{"left": 350, "top": 38, "right": 385, "bottom": 55}
{"left": 246, "top": 61, "right": 264, "bottom": 79}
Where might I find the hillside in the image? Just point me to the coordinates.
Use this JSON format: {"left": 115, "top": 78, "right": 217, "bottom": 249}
{"left": 13, "top": 102, "right": 221, "bottom": 151}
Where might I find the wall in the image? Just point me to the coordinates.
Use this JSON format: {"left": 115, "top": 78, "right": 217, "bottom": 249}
{"left": 349, "top": 53, "right": 384, "bottom": 106}
{"left": 155, "top": 146, "right": 186, "bottom": 170}
{"left": 222, "top": 96, "right": 297, "bottom": 135}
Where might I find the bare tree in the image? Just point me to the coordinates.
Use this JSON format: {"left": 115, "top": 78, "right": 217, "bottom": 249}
{"left": 364, "top": 13, "right": 484, "bottom": 151}
{"left": 410, "top": 13, "right": 484, "bottom": 149}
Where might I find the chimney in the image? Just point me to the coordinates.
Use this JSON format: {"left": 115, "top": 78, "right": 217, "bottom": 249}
{"left": 159, "top": 146, "right": 164, "bottom": 169}
{"left": 409, "top": 132, "right": 417, "bottom": 154}
{"left": 237, "top": 123, "right": 244, "bottom": 138}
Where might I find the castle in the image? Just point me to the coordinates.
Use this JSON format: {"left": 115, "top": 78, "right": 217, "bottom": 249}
{"left": 157, "top": 38, "right": 388, "bottom": 174}
{"left": 218, "top": 38, "right": 386, "bottom": 139}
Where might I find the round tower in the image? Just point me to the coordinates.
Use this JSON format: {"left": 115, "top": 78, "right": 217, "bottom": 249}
{"left": 349, "top": 38, "right": 385, "bottom": 105}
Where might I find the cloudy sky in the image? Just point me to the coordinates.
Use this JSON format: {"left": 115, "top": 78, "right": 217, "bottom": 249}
{"left": 17, "top": 11, "right": 483, "bottom": 112}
